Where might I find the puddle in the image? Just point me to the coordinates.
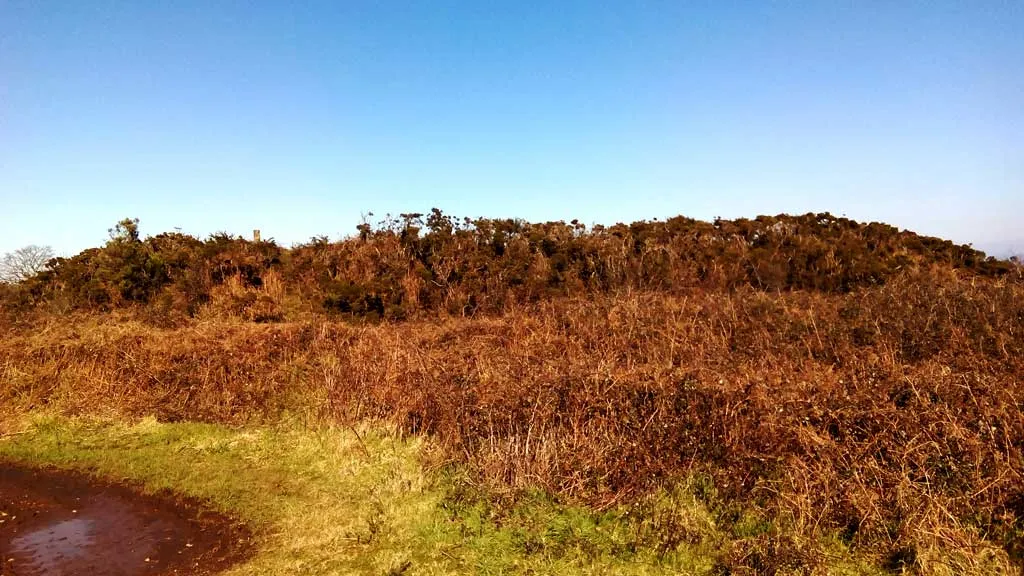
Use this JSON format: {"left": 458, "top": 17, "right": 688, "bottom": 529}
{"left": 0, "top": 464, "right": 250, "bottom": 576}
{"left": 10, "top": 517, "right": 95, "bottom": 572}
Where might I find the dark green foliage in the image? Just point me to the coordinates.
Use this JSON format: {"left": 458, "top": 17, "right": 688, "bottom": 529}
{"left": 2, "top": 211, "right": 1017, "bottom": 319}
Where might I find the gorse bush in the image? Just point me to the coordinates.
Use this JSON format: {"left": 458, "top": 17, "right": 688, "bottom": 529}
{"left": 1, "top": 210, "right": 1022, "bottom": 573}
{"left": 2, "top": 210, "right": 1016, "bottom": 321}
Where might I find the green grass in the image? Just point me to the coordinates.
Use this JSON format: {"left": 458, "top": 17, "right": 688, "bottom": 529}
{"left": 0, "top": 414, "right": 883, "bottom": 575}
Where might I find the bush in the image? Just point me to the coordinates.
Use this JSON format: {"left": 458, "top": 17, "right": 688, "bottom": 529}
{"left": 5, "top": 211, "right": 1013, "bottom": 322}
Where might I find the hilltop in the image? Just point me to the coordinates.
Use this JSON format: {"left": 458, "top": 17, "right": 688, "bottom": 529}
{"left": 1, "top": 210, "right": 1017, "bottom": 323}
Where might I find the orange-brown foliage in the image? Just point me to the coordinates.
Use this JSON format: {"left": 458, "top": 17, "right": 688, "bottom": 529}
{"left": 2, "top": 212, "right": 1022, "bottom": 571}
{"left": 2, "top": 268, "right": 1022, "bottom": 570}
{"left": 3, "top": 211, "right": 1017, "bottom": 323}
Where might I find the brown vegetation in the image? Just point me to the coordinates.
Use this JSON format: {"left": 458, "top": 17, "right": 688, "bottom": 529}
{"left": 1, "top": 210, "right": 1017, "bottom": 325}
{"left": 1, "top": 211, "right": 1022, "bottom": 573}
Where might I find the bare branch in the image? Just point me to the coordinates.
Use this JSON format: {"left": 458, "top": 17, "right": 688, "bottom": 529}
{"left": 0, "top": 245, "right": 55, "bottom": 283}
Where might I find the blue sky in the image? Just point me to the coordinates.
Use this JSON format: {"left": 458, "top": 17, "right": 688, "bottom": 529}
{"left": 2, "top": 1, "right": 1022, "bottom": 256}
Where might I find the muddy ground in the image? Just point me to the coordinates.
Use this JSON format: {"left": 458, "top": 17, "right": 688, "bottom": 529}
{"left": 0, "top": 464, "right": 250, "bottom": 576}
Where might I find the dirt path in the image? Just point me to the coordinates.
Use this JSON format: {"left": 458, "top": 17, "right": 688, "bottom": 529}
{"left": 0, "top": 464, "right": 251, "bottom": 576}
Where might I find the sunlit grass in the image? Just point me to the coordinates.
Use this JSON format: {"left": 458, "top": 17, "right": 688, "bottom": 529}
{"left": 0, "top": 414, "right": 738, "bottom": 575}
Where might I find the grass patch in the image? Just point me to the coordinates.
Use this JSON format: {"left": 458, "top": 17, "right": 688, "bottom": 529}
{"left": 0, "top": 414, "right": 744, "bottom": 575}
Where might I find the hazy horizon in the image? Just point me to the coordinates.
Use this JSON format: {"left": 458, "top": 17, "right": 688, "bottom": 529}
{"left": 3, "top": 2, "right": 1021, "bottom": 258}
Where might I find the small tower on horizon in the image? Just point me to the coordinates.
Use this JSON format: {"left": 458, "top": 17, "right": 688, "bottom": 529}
{"left": 253, "top": 229, "right": 261, "bottom": 242}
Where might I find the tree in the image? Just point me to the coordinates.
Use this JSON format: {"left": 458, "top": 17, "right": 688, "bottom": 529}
{"left": 109, "top": 218, "right": 141, "bottom": 243}
{"left": 0, "top": 244, "right": 55, "bottom": 283}
{"left": 96, "top": 218, "right": 169, "bottom": 302}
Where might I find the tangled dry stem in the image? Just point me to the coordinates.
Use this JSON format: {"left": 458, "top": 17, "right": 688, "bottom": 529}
{"left": 2, "top": 269, "right": 1022, "bottom": 572}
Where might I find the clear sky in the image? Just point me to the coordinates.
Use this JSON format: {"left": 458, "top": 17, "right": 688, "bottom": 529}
{"left": 2, "top": 1, "right": 1022, "bottom": 257}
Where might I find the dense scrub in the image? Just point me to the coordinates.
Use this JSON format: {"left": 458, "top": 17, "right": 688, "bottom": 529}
{"left": 0, "top": 211, "right": 1017, "bottom": 322}
{"left": 2, "top": 212, "right": 1022, "bottom": 572}
{"left": 2, "top": 269, "right": 1022, "bottom": 573}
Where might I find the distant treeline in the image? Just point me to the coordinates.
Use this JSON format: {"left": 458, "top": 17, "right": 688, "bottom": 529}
{"left": 1, "top": 210, "right": 1017, "bottom": 322}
